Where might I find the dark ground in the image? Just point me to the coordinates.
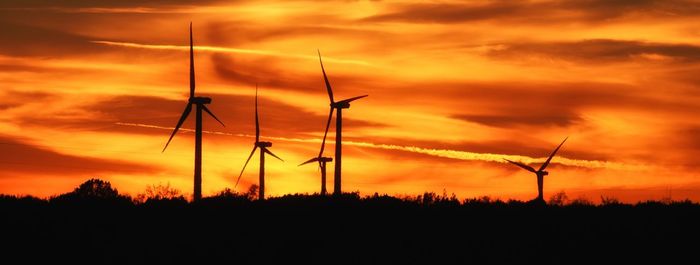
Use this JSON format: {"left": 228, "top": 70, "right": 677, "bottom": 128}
{"left": 2, "top": 180, "right": 699, "bottom": 264}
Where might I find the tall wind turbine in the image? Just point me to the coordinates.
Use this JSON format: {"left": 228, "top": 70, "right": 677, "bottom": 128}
{"left": 317, "top": 50, "right": 367, "bottom": 196}
{"left": 162, "top": 23, "right": 225, "bottom": 201}
{"left": 235, "top": 85, "right": 283, "bottom": 200}
{"left": 504, "top": 137, "right": 568, "bottom": 202}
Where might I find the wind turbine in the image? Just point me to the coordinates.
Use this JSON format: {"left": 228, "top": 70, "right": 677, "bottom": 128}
{"left": 317, "top": 50, "right": 367, "bottom": 196}
{"left": 504, "top": 137, "right": 568, "bottom": 202}
{"left": 234, "top": 85, "right": 283, "bottom": 200}
{"left": 299, "top": 155, "right": 332, "bottom": 196}
{"left": 162, "top": 23, "right": 225, "bottom": 201}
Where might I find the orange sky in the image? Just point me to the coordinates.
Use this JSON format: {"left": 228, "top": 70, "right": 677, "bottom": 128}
{"left": 1, "top": 0, "right": 700, "bottom": 202}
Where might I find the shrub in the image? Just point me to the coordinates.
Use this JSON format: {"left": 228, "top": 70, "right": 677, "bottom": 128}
{"left": 548, "top": 191, "right": 569, "bottom": 206}
{"left": 134, "top": 182, "right": 184, "bottom": 203}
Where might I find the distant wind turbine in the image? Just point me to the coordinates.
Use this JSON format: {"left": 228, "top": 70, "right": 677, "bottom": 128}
{"left": 162, "top": 23, "right": 225, "bottom": 201}
{"left": 504, "top": 137, "right": 568, "bottom": 202}
{"left": 299, "top": 155, "right": 333, "bottom": 196}
{"left": 235, "top": 85, "right": 283, "bottom": 200}
{"left": 318, "top": 50, "right": 367, "bottom": 196}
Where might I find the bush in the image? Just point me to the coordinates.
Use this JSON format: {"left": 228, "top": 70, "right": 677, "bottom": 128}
{"left": 569, "top": 197, "right": 594, "bottom": 206}
{"left": 601, "top": 196, "right": 621, "bottom": 206}
{"left": 50, "top": 178, "right": 131, "bottom": 205}
{"left": 134, "top": 182, "right": 184, "bottom": 203}
{"left": 548, "top": 191, "right": 569, "bottom": 206}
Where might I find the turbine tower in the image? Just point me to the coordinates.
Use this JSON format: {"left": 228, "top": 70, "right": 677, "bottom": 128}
{"left": 504, "top": 137, "right": 568, "bottom": 202}
{"left": 318, "top": 50, "right": 367, "bottom": 196}
{"left": 235, "top": 85, "right": 283, "bottom": 200}
{"left": 162, "top": 23, "right": 225, "bottom": 201}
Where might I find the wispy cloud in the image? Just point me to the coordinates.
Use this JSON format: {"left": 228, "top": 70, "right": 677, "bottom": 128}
{"left": 362, "top": 0, "right": 700, "bottom": 24}
{"left": 487, "top": 39, "right": 700, "bottom": 64}
{"left": 92, "top": 40, "right": 372, "bottom": 66}
{"left": 115, "top": 122, "right": 645, "bottom": 171}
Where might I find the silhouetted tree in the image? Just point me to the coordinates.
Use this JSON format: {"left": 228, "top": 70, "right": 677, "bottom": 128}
{"left": 601, "top": 195, "right": 621, "bottom": 206}
{"left": 51, "top": 178, "right": 131, "bottom": 204}
{"left": 134, "top": 182, "right": 184, "bottom": 203}
{"left": 67, "top": 178, "right": 119, "bottom": 199}
{"left": 569, "top": 197, "right": 594, "bottom": 206}
{"left": 548, "top": 191, "right": 569, "bottom": 206}
{"left": 246, "top": 184, "right": 259, "bottom": 200}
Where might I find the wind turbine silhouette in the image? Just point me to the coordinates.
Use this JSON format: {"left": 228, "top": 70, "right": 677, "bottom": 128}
{"left": 235, "top": 85, "right": 283, "bottom": 200}
{"left": 504, "top": 137, "right": 568, "bottom": 202}
{"left": 317, "top": 50, "right": 367, "bottom": 196}
{"left": 162, "top": 23, "right": 225, "bottom": 201}
{"left": 299, "top": 155, "right": 333, "bottom": 196}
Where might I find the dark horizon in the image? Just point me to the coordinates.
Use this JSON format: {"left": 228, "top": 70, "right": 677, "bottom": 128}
{"left": 3, "top": 178, "right": 699, "bottom": 264}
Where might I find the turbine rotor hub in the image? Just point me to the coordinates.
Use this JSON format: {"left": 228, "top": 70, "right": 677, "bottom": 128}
{"left": 332, "top": 102, "right": 350, "bottom": 109}
{"left": 189, "top": 97, "right": 212, "bottom": 104}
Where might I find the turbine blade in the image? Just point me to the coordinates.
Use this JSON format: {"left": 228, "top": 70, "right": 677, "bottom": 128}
{"left": 319, "top": 107, "right": 334, "bottom": 157}
{"left": 504, "top": 159, "right": 537, "bottom": 173}
{"left": 318, "top": 50, "right": 334, "bottom": 103}
{"left": 235, "top": 146, "right": 258, "bottom": 188}
{"left": 539, "top": 137, "right": 568, "bottom": 171}
{"left": 337, "top": 95, "right": 368, "bottom": 104}
{"left": 202, "top": 105, "right": 225, "bottom": 127}
{"left": 299, "top": 157, "right": 319, "bottom": 166}
{"left": 189, "top": 22, "right": 195, "bottom": 99}
{"left": 255, "top": 84, "right": 260, "bottom": 142}
{"left": 264, "top": 148, "right": 284, "bottom": 162}
{"left": 162, "top": 103, "right": 192, "bottom": 153}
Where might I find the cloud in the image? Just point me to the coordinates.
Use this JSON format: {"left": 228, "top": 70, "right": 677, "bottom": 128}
{"left": 363, "top": 1, "right": 526, "bottom": 24}
{"left": 29, "top": 94, "right": 382, "bottom": 139}
{"left": 0, "top": 90, "right": 56, "bottom": 111}
{"left": 362, "top": 0, "right": 700, "bottom": 24}
{"left": 116, "top": 122, "right": 640, "bottom": 171}
{"left": 0, "top": 21, "right": 107, "bottom": 57}
{"left": 487, "top": 39, "right": 700, "bottom": 64}
{"left": 456, "top": 112, "right": 582, "bottom": 128}
{"left": 0, "top": 0, "right": 228, "bottom": 9}
{"left": 210, "top": 53, "right": 374, "bottom": 97}
{"left": 345, "top": 135, "right": 611, "bottom": 163}
{"left": 205, "top": 22, "right": 390, "bottom": 47}
{"left": 92, "top": 40, "right": 370, "bottom": 66}
{"left": 385, "top": 80, "right": 675, "bottom": 118}
{"left": 0, "top": 134, "right": 156, "bottom": 176}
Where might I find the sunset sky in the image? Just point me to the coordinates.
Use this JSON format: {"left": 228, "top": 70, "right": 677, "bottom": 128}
{"left": 2, "top": 0, "right": 700, "bottom": 202}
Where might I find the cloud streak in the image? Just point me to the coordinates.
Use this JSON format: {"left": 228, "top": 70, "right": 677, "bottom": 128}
{"left": 0, "top": 134, "right": 156, "bottom": 176}
{"left": 362, "top": 0, "right": 700, "bottom": 24}
{"left": 487, "top": 39, "right": 700, "bottom": 63}
{"left": 92, "top": 40, "right": 371, "bottom": 66}
{"left": 115, "top": 122, "right": 645, "bottom": 171}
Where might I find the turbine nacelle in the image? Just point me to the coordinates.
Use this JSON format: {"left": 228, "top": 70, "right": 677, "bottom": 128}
{"left": 256, "top": 141, "right": 272, "bottom": 148}
{"left": 332, "top": 95, "right": 368, "bottom": 109}
{"left": 299, "top": 156, "right": 333, "bottom": 166}
{"left": 189, "top": 97, "right": 212, "bottom": 104}
{"left": 539, "top": 171, "right": 549, "bottom": 176}
{"left": 332, "top": 101, "right": 351, "bottom": 109}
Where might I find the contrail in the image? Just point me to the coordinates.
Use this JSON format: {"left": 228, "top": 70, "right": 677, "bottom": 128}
{"left": 92, "top": 41, "right": 371, "bottom": 66}
{"left": 116, "top": 122, "right": 646, "bottom": 171}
